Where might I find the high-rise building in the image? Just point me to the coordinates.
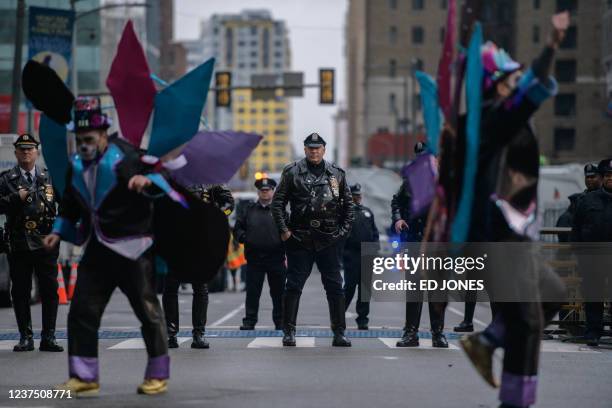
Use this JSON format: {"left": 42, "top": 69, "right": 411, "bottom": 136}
{"left": 602, "top": 0, "right": 612, "bottom": 115}
{"left": 346, "top": 0, "right": 447, "bottom": 168}
{"left": 346, "top": 0, "right": 612, "bottom": 166}
{"left": 184, "top": 10, "right": 292, "bottom": 177}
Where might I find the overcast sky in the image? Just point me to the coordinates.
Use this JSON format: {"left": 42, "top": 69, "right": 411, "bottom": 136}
{"left": 175, "top": 0, "right": 348, "bottom": 156}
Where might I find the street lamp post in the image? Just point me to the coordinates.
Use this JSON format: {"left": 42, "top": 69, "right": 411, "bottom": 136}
{"left": 9, "top": 0, "right": 26, "bottom": 133}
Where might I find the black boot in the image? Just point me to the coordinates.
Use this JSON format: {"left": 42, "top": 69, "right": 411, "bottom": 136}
{"left": 162, "top": 283, "right": 180, "bottom": 349}
{"left": 191, "top": 283, "right": 209, "bottom": 349}
{"left": 453, "top": 321, "right": 474, "bottom": 332}
{"left": 39, "top": 332, "right": 63, "bottom": 352}
{"left": 191, "top": 329, "right": 210, "bottom": 349}
{"left": 282, "top": 292, "right": 300, "bottom": 346}
{"left": 431, "top": 331, "right": 449, "bottom": 348}
{"left": 328, "top": 297, "right": 351, "bottom": 347}
{"left": 396, "top": 327, "right": 419, "bottom": 347}
{"left": 13, "top": 336, "right": 34, "bottom": 352}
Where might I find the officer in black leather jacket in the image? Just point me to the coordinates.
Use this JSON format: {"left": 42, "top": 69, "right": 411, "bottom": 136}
{"left": 271, "top": 133, "right": 355, "bottom": 347}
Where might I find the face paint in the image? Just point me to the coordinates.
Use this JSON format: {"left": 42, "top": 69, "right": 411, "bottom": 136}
{"left": 78, "top": 143, "right": 98, "bottom": 161}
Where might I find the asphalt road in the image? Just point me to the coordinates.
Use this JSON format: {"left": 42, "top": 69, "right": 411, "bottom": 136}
{"left": 0, "top": 270, "right": 610, "bottom": 408}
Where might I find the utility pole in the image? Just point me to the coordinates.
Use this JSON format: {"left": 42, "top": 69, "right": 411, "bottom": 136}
{"left": 9, "top": 0, "right": 26, "bottom": 133}
{"left": 70, "top": 0, "right": 78, "bottom": 96}
{"left": 410, "top": 58, "right": 417, "bottom": 158}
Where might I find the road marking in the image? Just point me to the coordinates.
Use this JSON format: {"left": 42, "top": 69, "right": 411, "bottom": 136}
{"left": 0, "top": 339, "right": 66, "bottom": 351}
{"left": 447, "top": 305, "right": 487, "bottom": 328}
{"left": 109, "top": 338, "right": 190, "bottom": 349}
{"left": 247, "top": 337, "right": 316, "bottom": 348}
{"left": 540, "top": 342, "right": 600, "bottom": 353}
{"left": 209, "top": 304, "right": 245, "bottom": 328}
{"left": 378, "top": 337, "right": 460, "bottom": 350}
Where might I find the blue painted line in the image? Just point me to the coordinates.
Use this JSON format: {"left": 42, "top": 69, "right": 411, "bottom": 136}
{"left": 0, "top": 330, "right": 463, "bottom": 341}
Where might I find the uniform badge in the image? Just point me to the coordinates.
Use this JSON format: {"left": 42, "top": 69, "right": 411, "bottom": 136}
{"left": 329, "top": 176, "right": 339, "bottom": 198}
{"left": 25, "top": 221, "right": 37, "bottom": 230}
{"left": 45, "top": 185, "right": 54, "bottom": 202}
{"left": 364, "top": 211, "right": 371, "bottom": 218}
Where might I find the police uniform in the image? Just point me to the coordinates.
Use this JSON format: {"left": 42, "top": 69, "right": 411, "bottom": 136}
{"left": 271, "top": 133, "right": 355, "bottom": 347}
{"left": 0, "top": 134, "right": 62, "bottom": 352}
{"left": 571, "top": 159, "right": 612, "bottom": 346}
{"left": 162, "top": 184, "right": 234, "bottom": 349}
{"left": 342, "top": 183, "right": 378, "bottom": 330}
{"left": 390, "top": 145, "right": 448, "bottom": 348}
{"left": 234, "top": 177, "right": 286, "bottom": 330}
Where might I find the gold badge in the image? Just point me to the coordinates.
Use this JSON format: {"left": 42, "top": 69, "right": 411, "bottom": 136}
{"left": 45, "top": 185, "right": 54, "bottom": 201}
{"left": 329, "top": 176, "right": 339, "bottom": 198}
{"left": 25, "top": 221, "right": 37, "bottom": 230}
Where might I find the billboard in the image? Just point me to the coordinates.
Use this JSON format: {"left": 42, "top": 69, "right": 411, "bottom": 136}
{"left": 27, "top": 6, "right": 75, "bottom": 85}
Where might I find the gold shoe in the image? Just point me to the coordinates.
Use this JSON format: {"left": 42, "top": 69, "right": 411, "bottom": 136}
{"left": 459, "top": 333, "right": 499, "bottom": 388}
{"left": 56, "top": 378, "right": 100, "bottom": 397}
{"left": 137, "top": 379, "right": 168, "bottom": 395}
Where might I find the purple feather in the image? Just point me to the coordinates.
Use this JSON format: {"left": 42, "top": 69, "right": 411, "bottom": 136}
{"left": 171, "top": 131, "right": 263, "bottom": 186}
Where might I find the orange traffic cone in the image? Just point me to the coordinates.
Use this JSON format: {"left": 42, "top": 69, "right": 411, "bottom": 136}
{"left": 57, "top": 264, "right": 68, "bottom": 305}
{"left": 67, "top": 262, "right": 78, "bottom": 300}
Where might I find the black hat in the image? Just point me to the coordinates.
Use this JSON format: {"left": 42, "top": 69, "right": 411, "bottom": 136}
{"left": 21, "top": 60, "right": 75, "bottom": 125}
{"left": 71, "top": 96, "right": 111, "bottom": 133}
{"left": 414, "top": 141, "right": 427, "bottom": 155}
{"left": 584, "top": 163, "right": 599, "bottom": 176}
{"left": 304, "top": 132, "right": 326, "bottom": 147}
{"left": 350, "top": 183, "right": 362, "bottom": 195}
{"left": 598, "top": 159, "right": 612, "bottom": 175}
{"left": 14, "top": 133, "right": 40, "bottom": 149}
{"left": 254, "top": 177, "right": 277, "bottom": 190}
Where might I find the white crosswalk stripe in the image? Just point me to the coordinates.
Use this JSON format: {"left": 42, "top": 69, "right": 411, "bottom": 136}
{"left": 247, "top": 337, "right": 316, "bottom": 348}
{"left": 540, "top": 342, "right": 600, "bottom": 353}
{"left": 109, "top": 337, "right": 190, "bottom": 349}
{"left": 378, "top": 337, "right": 460, "bottom": 350}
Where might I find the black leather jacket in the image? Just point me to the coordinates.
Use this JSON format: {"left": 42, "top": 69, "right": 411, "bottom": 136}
{"left": 571, "top": 188, "right": 612, "bottom": 242}
{"left": 0, "top": 165, "right": 57, "bottom": 252}
{"left": 271, "top": 159, "right": 355, "bottom": 250}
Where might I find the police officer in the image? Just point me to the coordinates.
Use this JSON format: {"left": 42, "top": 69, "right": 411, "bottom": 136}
{"left": 0, "top": 134, "right": 62, "bottom": 352}
{"left": 391, "top": 142, "right": 448, "bottom": 348}
{"left": 272, "top": 133, "right": 355, "bottom": 347}
{"left": 162, "top": 184, "right": 234, "bottom": 349}
{"left": 571, "top": 159, "right": 612, "bottom": 346}
{"left": 342, "top": 183, "right": 378, "bottom": 330}
{"left": 555, "top": 163, "right": 602, "bottom": 243}
{"left": 235, "top": 177, "right": 286, "bottom": 330}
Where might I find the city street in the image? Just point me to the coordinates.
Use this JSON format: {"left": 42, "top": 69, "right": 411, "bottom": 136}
{"left": 0, "top": 271, "right": 610, "bottom": 408}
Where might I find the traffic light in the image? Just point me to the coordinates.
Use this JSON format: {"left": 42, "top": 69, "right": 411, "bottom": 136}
{"left": 215, "top": 71, "right": 232, "bottom": 108}
{"left": 319, "top": 68, "right": 335, "bottom": 105}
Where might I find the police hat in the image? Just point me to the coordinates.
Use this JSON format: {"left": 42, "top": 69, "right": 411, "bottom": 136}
{"left": 13, "top": 133, "right": 40, "bottom": 149}
{"left": 350, "top": 183, "right": 362, "bottom": 195}
{"left": 414, "top": 141, "right": 427, "bottom": 155}
{"left": 584, "top": 163, "right": 599, "bottom": 176}
{"left": 254, "top": 177, "right": 277, "bottom": 190}
{"left": 304, "top": 132, "right": 326, "bottom": 148}
{"left": 598, "top": 159, "right": 612, "bottom": 175}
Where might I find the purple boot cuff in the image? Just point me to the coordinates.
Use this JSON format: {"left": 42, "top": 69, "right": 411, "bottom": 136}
{"left": 69, "top": 356, "right": 99, "bottom": 382}
{"left": 499, "top": 371, "right": 538, "bottom": 407}
{"left": 145, "top": 355, "right": 170, "bottom": 380}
